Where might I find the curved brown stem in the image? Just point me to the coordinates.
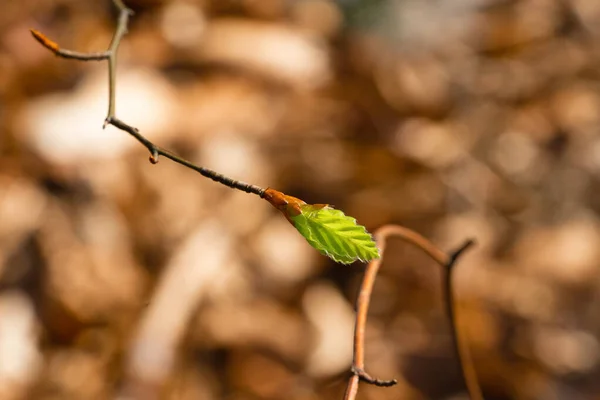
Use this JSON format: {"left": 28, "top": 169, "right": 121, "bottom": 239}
{"left": 344, "top": 225, "right": 482, "bottom": 400}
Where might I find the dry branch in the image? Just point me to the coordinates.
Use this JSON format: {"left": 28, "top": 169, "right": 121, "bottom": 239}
{"left": 344, "top": 225, "right": 483, "bottom": 400}
{"left": 30, "top": 0, "right": 265, "bottom": 197}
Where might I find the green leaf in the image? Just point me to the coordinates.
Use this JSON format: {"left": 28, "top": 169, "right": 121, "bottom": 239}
{"left": 289, "top": 205, "right": 380, "bottom": 264}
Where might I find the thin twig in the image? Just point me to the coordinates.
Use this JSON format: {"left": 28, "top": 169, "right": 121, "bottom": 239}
{"left": 107, "top": 117, "right": 265, "bottom": 195}
{"left": 344, "top": 225, "right": 482, "bottom": 400}
{"left": 30, "top": 0, "right": 266, "bottom": 197}
{"left": 104, "top": 0, "right": 133, "bottom": 120}
{"left": 31, "top": 29, "right": 110, "bottom": 60}
{"left": 444, "top": 240, "right": 483, "bottom": 400}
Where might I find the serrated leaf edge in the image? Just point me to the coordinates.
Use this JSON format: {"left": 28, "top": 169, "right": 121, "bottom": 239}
{"left": 292, "top": 206, "right": 380, "bottom": 264}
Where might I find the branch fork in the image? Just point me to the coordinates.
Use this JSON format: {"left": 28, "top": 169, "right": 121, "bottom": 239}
{"left": 30, "top": 0, "right": 265, "bottom": 197}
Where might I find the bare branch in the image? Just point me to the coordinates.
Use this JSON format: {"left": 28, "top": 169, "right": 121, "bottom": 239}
{"left": 444, "top": 240, "right": 483, "bottom": 400}
{"left": 30, "top": 0, "right": 266, "bottom": 197}
{"left": 107, "top": 117, "right": 265, "bottom": 195}
{"left": 104, "top": 0, "right": 134, "bottom": 119}
{"left": 30, "top": 29, "right": 109, "bottom": 60}
{"left": 344, "top": 225, "right": 483, "bottom": 400}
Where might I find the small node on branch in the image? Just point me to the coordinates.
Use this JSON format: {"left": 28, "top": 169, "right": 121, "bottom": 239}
{"left": 149, "top": 149, "right": 159, "bottom": 164}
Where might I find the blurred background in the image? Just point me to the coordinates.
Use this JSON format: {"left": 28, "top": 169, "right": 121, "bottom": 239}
{"left": 2, "top": 0, "right": 600, "bottom": 399}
